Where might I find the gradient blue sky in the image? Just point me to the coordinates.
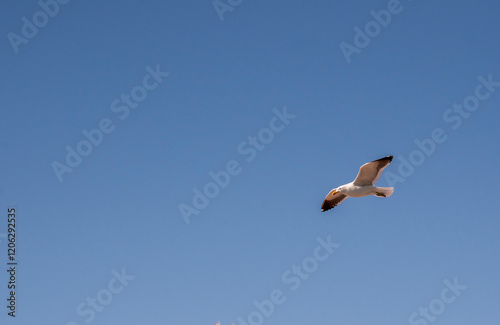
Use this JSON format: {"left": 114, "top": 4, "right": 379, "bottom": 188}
{"left": 1, "top": 1, "right": 500, "bottom": 324}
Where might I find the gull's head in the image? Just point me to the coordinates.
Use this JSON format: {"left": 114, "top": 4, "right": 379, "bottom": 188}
{"left": 333, "top": 186, "right": 345, "bottom": 195}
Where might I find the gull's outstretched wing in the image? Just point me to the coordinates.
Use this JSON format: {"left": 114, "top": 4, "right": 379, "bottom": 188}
{"left": 353, "top": 156, "right": 394, "bottom": 186}
{"left": 321, "top": 190, "right": 348, "bottom": 212}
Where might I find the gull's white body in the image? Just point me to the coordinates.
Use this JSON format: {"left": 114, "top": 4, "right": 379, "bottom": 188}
{"left": 321, "top": 156, "right": 395, "bottom": 211}
{"left": 335, "top": 183, "right": 384, "bottom": 197}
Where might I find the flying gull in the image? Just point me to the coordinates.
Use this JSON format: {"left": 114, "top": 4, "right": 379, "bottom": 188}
{"left": 321, "top": 156, "right": 394, "bottom": 212}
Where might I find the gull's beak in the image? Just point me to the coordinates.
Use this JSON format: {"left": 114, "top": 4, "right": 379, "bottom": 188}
{"left": 331, "top": 190, "right": 338, "bottom": 195}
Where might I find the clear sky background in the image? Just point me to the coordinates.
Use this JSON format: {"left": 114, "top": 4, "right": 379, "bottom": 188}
{"left": 1, "top": 0, "right": 499, "bottom": 324}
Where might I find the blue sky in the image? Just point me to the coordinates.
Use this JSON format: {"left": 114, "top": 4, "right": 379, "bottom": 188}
{"left": 1, "top": 0, "right": 500, "bottom": 324}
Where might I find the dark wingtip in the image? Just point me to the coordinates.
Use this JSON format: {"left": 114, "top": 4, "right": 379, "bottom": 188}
{"left": 374, "top": 155, "right": 394, "bottom": 163}
{"left": 321, "top": 204, "right": 333, "bottom": 212}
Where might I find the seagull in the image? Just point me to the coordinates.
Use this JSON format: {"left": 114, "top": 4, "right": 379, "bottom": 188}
{"left": 321, "top": 156, "right": 394, "bottom": 212}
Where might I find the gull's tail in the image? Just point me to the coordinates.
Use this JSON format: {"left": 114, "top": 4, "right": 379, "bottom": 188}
{"left": 374, "top": 187, "right": 394, "bottom": 197}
